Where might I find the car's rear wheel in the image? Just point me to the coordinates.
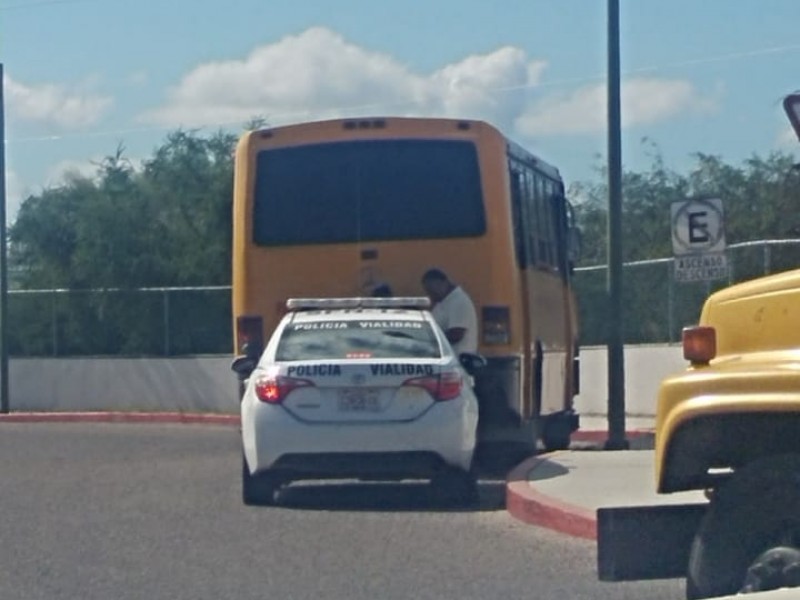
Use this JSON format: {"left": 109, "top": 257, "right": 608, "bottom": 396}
{"left": 431, "top": 466, "right": 479, "bottom": 507}
{"left": 242, "top": 456, "right": 283, "bottom": 506}
{"left": 740, "top": 546, "right": 800, "bottom": 593}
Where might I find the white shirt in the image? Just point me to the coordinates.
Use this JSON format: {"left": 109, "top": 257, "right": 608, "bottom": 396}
{"left": 431, "top": 285, "right": 478, "bottom": 355}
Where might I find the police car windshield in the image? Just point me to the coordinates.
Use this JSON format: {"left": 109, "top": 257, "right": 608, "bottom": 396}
{"left": 276, "top": 318, "right": 441, "bottom": 361}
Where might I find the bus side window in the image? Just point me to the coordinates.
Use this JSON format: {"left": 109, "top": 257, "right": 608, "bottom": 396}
{"left": 550, "top": 193, "right": 569, "bottom": 277}
{"left": 522, "top": 168, "right": 538, "bottom": 266}
{"left": 533, "top": 175, "right": 553, "bottom": 268}
{"left": 510, "top": 170, "right": 527, "bottom": 267}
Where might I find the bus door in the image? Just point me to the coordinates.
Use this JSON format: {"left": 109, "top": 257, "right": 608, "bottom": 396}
{"left": 524, "top": 175, "right": 572, "bottom": 420}
{"left": 505, "top": 169, "right": 535, "bottom": 423}
{"left": 528, "top": 191, "right": 578, "bottom": 418}
{"left": 552, "top": 194, "right": 580, "bottom": 404}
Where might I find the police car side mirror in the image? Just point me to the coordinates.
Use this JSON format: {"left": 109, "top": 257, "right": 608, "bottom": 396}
{"left": 231, "top": 356, "right": 257, "bottom": 378}
{"left": 459, "top": 352, "right": 488, "bottom": 375}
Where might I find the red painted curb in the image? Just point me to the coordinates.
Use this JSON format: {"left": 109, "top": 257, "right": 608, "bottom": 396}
{"left": 0, "top": 410, "right": 650, "bottom": 437}
{"left": 506, "top": 455, "right": 597, "bottom": 540}
{"left": 504, "top": 428, "right": 654, "bottom": 538}
{"left": 0, "top": 412, "right": 241, "bottom": 426}
{"left": 571, "top": 428, "right": 654, "bottom": 443}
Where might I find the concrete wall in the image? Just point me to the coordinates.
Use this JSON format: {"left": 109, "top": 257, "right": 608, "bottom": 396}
{"left": 5, "top": 345, "right": 688, "bottom": 417}
{"left": 574, "top": 345, "right": 686, "bottom": 417}
{"left": 8, "top": 356, "right": 239, "bottom": 414}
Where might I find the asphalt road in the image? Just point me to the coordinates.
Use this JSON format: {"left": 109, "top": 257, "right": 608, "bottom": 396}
{"left": 0, "top": 423, "right": 683, "bottom": 600}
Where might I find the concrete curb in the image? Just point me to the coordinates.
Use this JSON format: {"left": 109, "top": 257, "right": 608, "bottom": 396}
{"left": 506, "top": 455, "right": 597, "bottom": 540}
{"left": 505, "top": 428, "right": 655, "bottom": 540}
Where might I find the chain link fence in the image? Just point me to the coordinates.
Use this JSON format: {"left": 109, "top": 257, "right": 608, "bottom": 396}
{"left": 575, "top": 239, "right": 800, "bottom": 345}
{"left": 7, "top": 239, "right": 800, "bottom": 356}
{"left": 7, "top": 286, "right": 231, "bottom": 357}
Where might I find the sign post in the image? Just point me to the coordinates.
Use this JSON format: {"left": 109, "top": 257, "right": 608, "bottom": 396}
{"left": 0, "top": 63, "right": 8, "bottom": 413}
{"left": 605, "top": 0, "right": 627, "bottom": 451}
{"left": 671, "top": 198, "right": 728, "bottom": 283}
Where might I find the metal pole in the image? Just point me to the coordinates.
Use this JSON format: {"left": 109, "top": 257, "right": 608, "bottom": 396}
{"left": 727, "top": 250, "right": 734, "bottom": 285}
{"left": 0, "top": 64, "right": 9, "bottom": 413}
{"left": 667, "top": 261, "right": 674, "bottom": 343}
{"left": 163, "top": 290, "right": 170, "bottom": 356}
{"left": 605, "top": 0, "right": 628, "bottom": 450}
{"left": 52, "top": 292, "right": 58, "bottom": 356}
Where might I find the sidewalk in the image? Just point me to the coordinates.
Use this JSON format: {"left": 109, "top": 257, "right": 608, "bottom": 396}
{"left": 506, "top": 415, "right": 706, "bottom": 540}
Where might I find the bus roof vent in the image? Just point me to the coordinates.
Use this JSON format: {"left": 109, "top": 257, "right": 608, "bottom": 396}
{"left": 342, "top": 119, "right": 387, "bottom": 130}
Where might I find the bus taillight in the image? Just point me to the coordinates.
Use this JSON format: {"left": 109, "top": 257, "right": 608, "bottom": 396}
{"left": 482, "top": 306, "right": 510, "bottom": 345}
{"left": 236, "top": 315, "right": 264, "bottom": 359}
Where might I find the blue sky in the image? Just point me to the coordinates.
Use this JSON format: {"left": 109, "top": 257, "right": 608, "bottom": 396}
{"left": 2, "top": 0, "right": 799, "bottom": 223}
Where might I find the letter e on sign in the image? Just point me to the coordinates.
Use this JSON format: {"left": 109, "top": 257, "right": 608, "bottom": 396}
{"left": 671, "top": 198, "right": 726, "bottom": 256}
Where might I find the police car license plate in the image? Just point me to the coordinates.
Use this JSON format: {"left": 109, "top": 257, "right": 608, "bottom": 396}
{"left": 337, "top": 389, "right": 381, "bottom": 412}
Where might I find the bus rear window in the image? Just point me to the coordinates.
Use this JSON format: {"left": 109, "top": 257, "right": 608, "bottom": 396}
{"left": 253, "top": 139, "right": 485, "bottom": 245}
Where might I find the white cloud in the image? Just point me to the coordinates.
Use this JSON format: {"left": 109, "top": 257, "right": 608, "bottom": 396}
{"left": 140, "top": 27, "right": 545, "bottom": 132}
{"left": 777, "top": 125, "right": 799, "bottom": 148}
{"left": 4, "top": 74, "right": 113, "bottom": 129}
{"left": 126, "top": 70, "right": 149, "bottom": 87}
{"left": 516, "top": 78, "right": 718, "bottom": 137}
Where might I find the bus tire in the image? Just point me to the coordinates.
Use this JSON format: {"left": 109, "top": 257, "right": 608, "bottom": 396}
{"left": 542, "top": 417, "right": 572, "bottom": 452}
{"left": 685, "top": 454, "right": 800, "bottom": 599}
{"left": 242, "top": 456, "right": 282, "bottom": 506}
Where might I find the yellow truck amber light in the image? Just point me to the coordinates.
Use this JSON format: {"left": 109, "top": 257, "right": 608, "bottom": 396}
{"left": 682, "top": 326, "right": 716, "bottom": 364}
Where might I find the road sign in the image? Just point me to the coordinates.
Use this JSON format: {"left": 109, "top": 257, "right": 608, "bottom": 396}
{"left": 784, "top": 92, "right": 800, "bottom": 142}
{"left": 671, "top": 198, "right": 728, "bottom": 283}
{"left": 674, "top": 252, "right": 728, "bottom": 283}
{"left": 671, "top": 198, "right": 726, "bottom": 256}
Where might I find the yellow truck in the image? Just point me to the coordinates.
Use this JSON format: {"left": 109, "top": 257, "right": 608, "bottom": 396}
{"left": 598, "top": 94, "right": 800, "bottom": 599}
{"left": 599, "top": 268, "right": 800, "bottom": 598}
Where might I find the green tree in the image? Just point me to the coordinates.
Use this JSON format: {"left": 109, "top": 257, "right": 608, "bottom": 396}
{"left": 141, "top": 130, "right": 237, "bottom": 286}
{"left": 8, "top": 130, "right": 238, "bottom": 356}
{"left": 571, "top": 148, "right": 800, "bottom": 345}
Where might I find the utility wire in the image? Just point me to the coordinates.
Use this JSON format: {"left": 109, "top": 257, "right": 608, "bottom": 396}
{"left": 1, "top": 0, "right": 105, "bottom": 11}
{"left": 5, "top": 42, "right": 800, "bottom": 145}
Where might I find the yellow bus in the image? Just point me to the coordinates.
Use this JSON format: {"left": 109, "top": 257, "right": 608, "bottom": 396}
{"left": 232, "top": 116, "right": 580, "bottom": 451}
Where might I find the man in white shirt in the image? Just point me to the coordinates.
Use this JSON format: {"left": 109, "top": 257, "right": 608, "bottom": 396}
{"left": 421, "top": 268, "right": 478, "bottom": 355}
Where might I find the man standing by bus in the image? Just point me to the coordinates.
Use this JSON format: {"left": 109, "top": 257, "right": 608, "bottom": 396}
{"left": 421, "top": 268, "right": 478, "bottom": 355}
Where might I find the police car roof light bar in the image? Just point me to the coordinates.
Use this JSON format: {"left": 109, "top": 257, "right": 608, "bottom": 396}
{"left": 286, "top": 297, "right": 431, "bottom": 311}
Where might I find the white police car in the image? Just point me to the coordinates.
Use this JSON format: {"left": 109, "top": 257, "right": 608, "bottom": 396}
{"left": 234, "top": 297, "right": 482, "bottom": 506}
